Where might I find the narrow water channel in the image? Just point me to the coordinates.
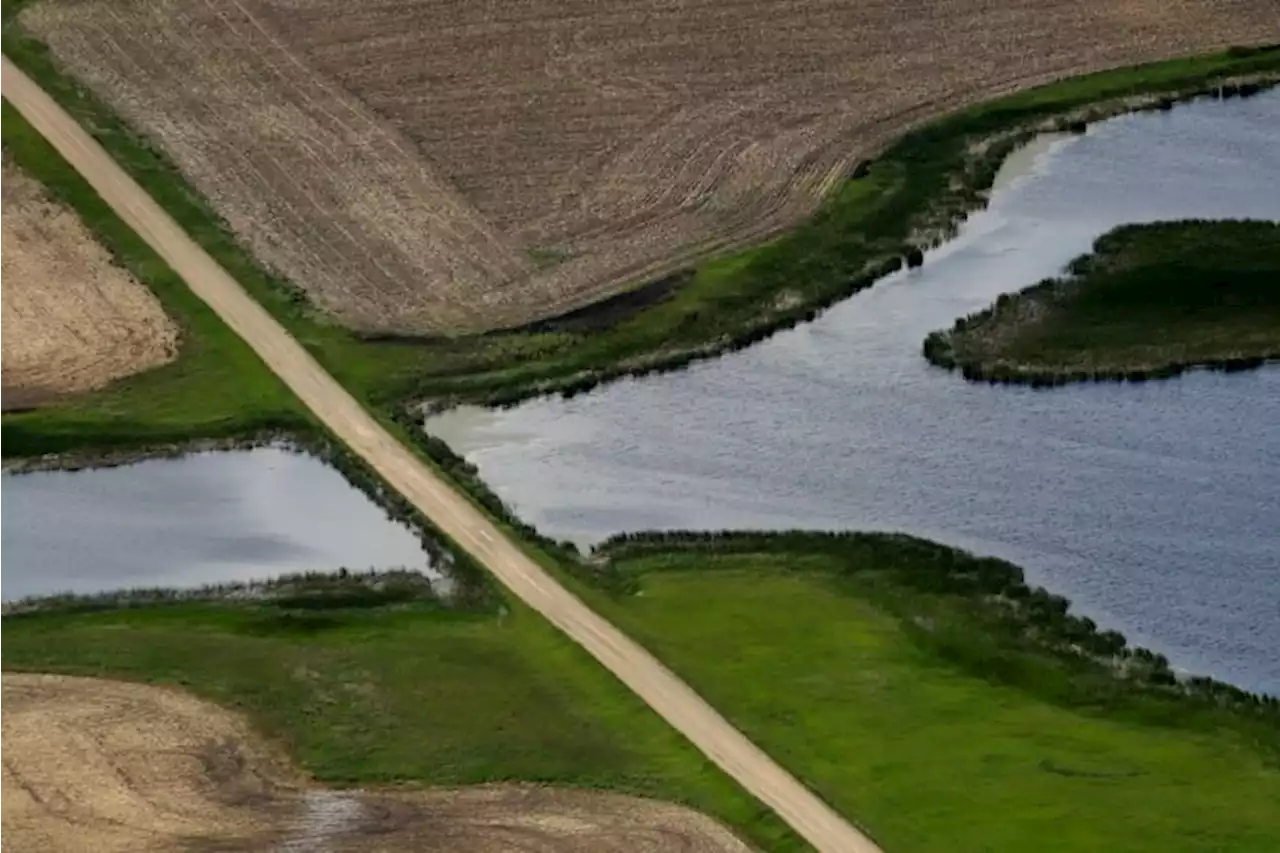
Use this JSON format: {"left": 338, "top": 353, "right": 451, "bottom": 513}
{"left": 2, "top": 447, "right": 437, "bottom": 601}
{"left": 427, "top": 91, "right": 1280, "bottom": 693}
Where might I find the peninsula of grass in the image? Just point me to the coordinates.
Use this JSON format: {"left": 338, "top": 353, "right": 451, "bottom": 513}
{"left": 5, "top": 0, "right": 1277, "bottom": 418}
{"left": 924, "top": 220, "right": 1280, "bottom": 385}
{"left": 585, "top": 532, "right": 1280, "bottom": 853}
{"left": 1, "top": 104, "right": 309, "bottom": 459}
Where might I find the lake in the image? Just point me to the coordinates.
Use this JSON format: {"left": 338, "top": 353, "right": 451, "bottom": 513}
{"left": 2, "top": 446, "right": 438, "bottom": 601}
{"left": 427, "top": 90, "right": 1280, "bottom": 693}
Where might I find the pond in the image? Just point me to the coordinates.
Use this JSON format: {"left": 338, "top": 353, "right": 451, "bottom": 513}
{"left": 2, "top": 447, "right": 439, "bottom": 601}
{"left": 427, "top": 90, "right": 1280, "bottom": 693}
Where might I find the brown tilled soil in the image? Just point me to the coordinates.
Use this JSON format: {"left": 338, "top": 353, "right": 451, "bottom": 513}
{"left": 1, "top": 164, "right": 177, "bottom": 408}
{"left": 1, "top": 673, "right": 754, "bottom": 853}
{"left": 18, "top": 0, "right": 1279, "bottom": 334}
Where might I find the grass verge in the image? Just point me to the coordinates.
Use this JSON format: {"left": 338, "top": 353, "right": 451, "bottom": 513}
{"left": 0, "top": 103, "right": 309, "bottom": 456}
{"left": 923, "top": 220, "right": 1280, "bottom": 385}
{"left": 584, "top": 532, "right": 1280, "bottom": 853}
{"left": 1, "top": 588, "right": 804, "bottom": 852}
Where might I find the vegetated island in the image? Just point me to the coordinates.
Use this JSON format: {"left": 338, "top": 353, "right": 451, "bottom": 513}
{"left": 923, "top": 219, "right": 1280, "bottom": 385}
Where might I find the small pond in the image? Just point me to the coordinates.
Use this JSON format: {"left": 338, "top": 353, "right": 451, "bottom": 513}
{"left": 427, "top": 90, "right": 1280, "bottom": 693}
{"left": 2, "top": 447, "right": 438, "bottom": 601}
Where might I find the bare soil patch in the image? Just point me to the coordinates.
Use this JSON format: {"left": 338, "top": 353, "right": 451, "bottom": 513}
{"left": 1, "top": 164, "right": 177, "bottom": 407}
{"left": 1, "top": 673, "right": 753, "bottom": 853}
{"left": 18, "top": 0, "right": 1278, "bottom": 334}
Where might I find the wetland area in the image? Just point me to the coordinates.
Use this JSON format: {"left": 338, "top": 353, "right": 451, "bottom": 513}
{"left": 4, "top": 60, "right": 1280, "bottom": 853}
{"left": 427, "top": 90, "right": 1280, "bottom": 694}
{"left": 4, "top": 91, "right": 1277, "bottom": 688}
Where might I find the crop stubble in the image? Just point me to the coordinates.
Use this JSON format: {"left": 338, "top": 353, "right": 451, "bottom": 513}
{"left": 19, "top": 0, "right": 1280, "bottom": 334}
{"left": 1, "top": 673, "right": 753, "bottom": 853}
{"left": 1, "top": 163, "right": 177, "bottom": 408}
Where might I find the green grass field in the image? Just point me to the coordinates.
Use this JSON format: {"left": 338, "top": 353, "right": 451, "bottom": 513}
{"left": 588, "top": 537, "right": 1280, "bottom": 853}
{"left": 1, "top": 104, "right": 310, "bottom": 456}
{"left": 7, "top": 534, "right": 1277, "bottom": 853}
{"left": 924, "top": 220, "right": 1280, "bottom": 384}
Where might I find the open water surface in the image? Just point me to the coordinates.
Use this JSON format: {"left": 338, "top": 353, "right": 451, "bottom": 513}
{"left": 2, "top": 447, "right": 437, "bottom": 601}
{"left": 427, "top": 91, "right": 1280, "bottom": 693}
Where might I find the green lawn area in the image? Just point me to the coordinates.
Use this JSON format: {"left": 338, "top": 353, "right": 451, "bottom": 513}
{"left": 1, "top": 597, "right": 802, "bottom": 852}
{"left": 1, "top": 103, "right": 310, "bottom": 456}
{"left": 924, "top": 220, "right": 1280, "bottom": 384}
{"left": 591, "top": 544, "right": 1280, "bottom": 853}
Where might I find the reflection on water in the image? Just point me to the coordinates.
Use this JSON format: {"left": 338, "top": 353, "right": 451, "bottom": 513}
{"left": 2, "top": 447, "right": 437, "bottom": 600}
{"left": 428, "top": 91, "right": 1280, "bottom": 693}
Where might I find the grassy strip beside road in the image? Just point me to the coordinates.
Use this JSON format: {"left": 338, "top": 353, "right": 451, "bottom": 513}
{"left": 4, "top": 3, "right": 1277, "bottom": 419}
{"left": 924, "top": 220, "right": 1280, "bottom": 385}
{"left": 1, "top": 104, "right": 308, "bottom": 456}
{"left": 588, "top": 533, "right": 1280, "bottom": 853}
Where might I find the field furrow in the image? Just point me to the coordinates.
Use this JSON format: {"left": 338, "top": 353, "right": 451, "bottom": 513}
{"left": 18, "top": 0, "right": 1279, "bottom": 332}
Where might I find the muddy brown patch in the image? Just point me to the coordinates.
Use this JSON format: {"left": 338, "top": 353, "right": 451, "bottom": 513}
{"left": 1, "top": 674, "right": 753, "bottom": 852}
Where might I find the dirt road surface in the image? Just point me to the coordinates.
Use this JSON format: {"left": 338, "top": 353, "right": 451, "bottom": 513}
{"left": 2, "top": 56, "right": 879, "bottom": 853}
{"left": 1, "top": 673, "right": 757, "bottom": 853}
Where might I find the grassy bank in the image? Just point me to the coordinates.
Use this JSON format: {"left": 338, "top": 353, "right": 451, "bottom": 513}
{"left": 924, "top": 220, "right": 1280, "bottom": 385}
{"left": 585, "top": 532, "right": 1280, "bottom": 853}
{"left": 1, "top": 586, "right": 803, "bottom": 852}
{"left": 0, "top": 104, "right": 309, "bottom": 457}
{"left": 5, "top": 0, "right": 1277, "bottom": 416}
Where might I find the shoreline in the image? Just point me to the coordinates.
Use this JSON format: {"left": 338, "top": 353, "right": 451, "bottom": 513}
{"left": 412, "top": 70, "right": 1280, "bottom": 410}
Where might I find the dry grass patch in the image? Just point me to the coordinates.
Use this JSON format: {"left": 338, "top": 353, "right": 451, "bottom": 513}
{"left": 2, "top": 163, "right": 177, "bottom": 408}
{"left": 1, "top": 673, "right": 753, "bottom": 853}
{"left": 18, "top": 0, "right": 1280, "bottom": 334}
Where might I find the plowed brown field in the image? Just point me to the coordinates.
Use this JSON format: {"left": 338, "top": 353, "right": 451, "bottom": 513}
{"left": 1, "top": 673, "right": 754, "bottom": 853}
{"left": 1, "top": 164, "right": 177, "bottom": 408}
{"left": 18, "top": 0, "right": 1279, "bottom": 333}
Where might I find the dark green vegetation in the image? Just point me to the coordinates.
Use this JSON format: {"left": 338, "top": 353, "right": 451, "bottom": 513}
{"left": 1, "top": 578, "right": 801, "bottom": 853}
{"left": 0, "top": 104, "right": 309, "bottom": 457}
{"left": 4, "top": 0, "right": 1278, "bottom": 432}
{"left": 584, "top": 532, "right": 1280, "bottom": 853}
{"left": 924, "top": 220, "right": 1280, "bottom": 385}
{"left": 8, "top": 532, "right": 1278, "bottom": 852}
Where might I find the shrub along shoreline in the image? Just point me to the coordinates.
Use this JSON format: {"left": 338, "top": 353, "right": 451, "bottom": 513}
{"left": 923, "top": 219, "right": 1280, "bottom": 386}
{"left": 594, "top": 530, "right": 1279, "bottom": 710}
